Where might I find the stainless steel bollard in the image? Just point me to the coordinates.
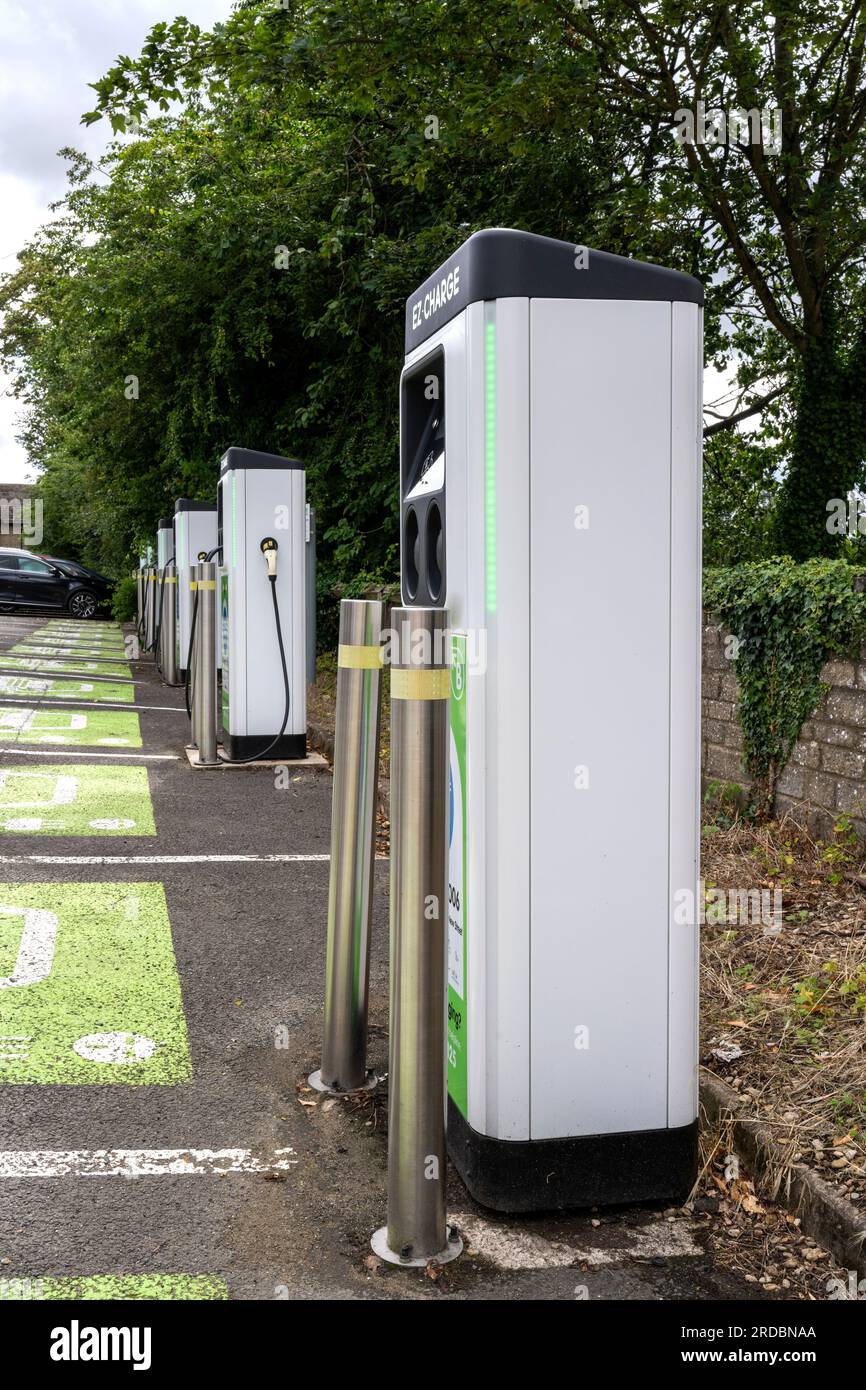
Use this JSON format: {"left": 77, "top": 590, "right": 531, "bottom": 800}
{"left": 309, "top": 599, "right": 384, "bottom": 1095}
{"left": 136, "top": 569, "right": 145, "bottom": 637}
{"left": 372, "top": 607, "right": 462, "bottom": 1267}
{"left": 160, "top": 570, "right": 179, "bottom": 686}
{"left": 194, "top": 562, "right": 218, "bottom": 766}
{"left": 144, "top": 568, "right": 156, "bottom": 653}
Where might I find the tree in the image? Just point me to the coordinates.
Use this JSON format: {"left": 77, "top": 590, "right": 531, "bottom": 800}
{"left": 82, "top": 1, "right": 866, "bottom": 559}
{"left": 0, "top": 5, "right": 603, "bottom": 610}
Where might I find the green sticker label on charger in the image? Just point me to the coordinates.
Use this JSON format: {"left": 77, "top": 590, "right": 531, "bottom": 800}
{"left": 447, "top": 633, "right": 468, "bottom": 1117}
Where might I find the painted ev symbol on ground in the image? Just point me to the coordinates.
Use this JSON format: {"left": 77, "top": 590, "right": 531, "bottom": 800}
{"left": 72, "top": 1032, "right": 157, "bottom": 1064}
{"left": 0, "top": 884, "right": 190, "bottom": 1084}
{"left": 0, "top": 766, "right": 154, "bottom": 835}
{"left": 0, "top": 707, "right": 142, "bottom": 748}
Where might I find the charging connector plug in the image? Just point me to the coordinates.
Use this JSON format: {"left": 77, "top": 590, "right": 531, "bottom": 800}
{"left": 260, "top": 536, "right": 278, "bottom": 579}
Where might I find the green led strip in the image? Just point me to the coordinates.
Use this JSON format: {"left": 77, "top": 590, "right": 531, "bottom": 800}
{"left": 485, "top": 318, "right": 497, "bottom": 613}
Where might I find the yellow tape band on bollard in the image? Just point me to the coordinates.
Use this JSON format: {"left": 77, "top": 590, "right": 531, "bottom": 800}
{"left": 163, "top": 575, "right": 177, "bottom": 584}
{"left": 338, "top": 643, "right": 383, "bottom": 670}
{"left": 196, "top": 580, "right": 216, "bottom": 590}
{"left": 390, "top": 667, "right": 451, "bottom": 701}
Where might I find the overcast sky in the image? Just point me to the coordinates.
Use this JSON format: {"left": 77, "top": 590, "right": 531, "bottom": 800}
{"left": 0, "top": 0, "right": 233, "bottom": 483}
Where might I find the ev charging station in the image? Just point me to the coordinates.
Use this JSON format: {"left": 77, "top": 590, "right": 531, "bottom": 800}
{"left": 401, "top": 229, "right": 703, "bottom": 1210}
{"left": 173, "top": 498, "right": 218, "bottom": 678}
{"left": 217, "top": 447, "right": 306, "bottom": 760}
{"left": 156, "top": 517, "right": 174, "bottom": 572}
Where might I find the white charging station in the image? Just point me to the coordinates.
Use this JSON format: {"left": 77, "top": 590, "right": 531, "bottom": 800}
{"left": 156, "top": 517, "right": 173, "bottom": 571}
{"left": 217, "top": 447, "right": 306, "bottom": 760}
{"left": 173, "top": 498, "right": 218, "bottom": 678}
{"left": 401, "top": 229, "right": 703, "bottom": 1210}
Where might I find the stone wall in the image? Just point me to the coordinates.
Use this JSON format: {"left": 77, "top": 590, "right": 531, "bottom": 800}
{"left": 702, "top": 619, "right": 866, "bottom": 838}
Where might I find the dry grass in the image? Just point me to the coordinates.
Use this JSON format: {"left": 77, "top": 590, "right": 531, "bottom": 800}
{"left": 700, "top": 805, "right": 866, "bottom": 1210}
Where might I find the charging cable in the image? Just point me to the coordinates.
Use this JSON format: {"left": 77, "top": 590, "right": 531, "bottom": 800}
{"left": 220, "top": 537, "right": 291, "bottom": 764}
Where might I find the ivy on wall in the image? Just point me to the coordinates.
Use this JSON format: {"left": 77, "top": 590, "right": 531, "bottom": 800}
{"left": 703, "top": 560, "right": 866, "bottom": 817}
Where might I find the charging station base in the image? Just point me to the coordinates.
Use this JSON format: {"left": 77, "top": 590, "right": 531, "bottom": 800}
{"left": 371, "top": 1224, "right": 463, "bottom": 1268}
{"left": 184, "top": 746, "right": 327, "bottom": 771}
{"left": 222, "top": 732, "right": 307, "bottom": 761}
{"left": 447, "top": 1099, "right": 699, "bottom": 1213}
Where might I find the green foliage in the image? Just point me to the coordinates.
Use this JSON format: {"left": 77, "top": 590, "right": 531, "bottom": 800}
{"left": 76, "top": 0, "right": 866, "bottom": 558}
{"left": 819, "top": 813, "right": 861, "bottom": 885}
{"left": 702, "top": 433, "right": 781, "bottom": 565}
{"left": 704, "top": 560, "right": 866, "bottom": 815}
{"left": 702, "top": 779, "right": 748, "bottom": 830}
{"left": 791, "top": 959, "right": 866, "bottom": 1021}
{"left": 3, "top": 0, "right": 866, "bottom": 581}
{"left": 111, "top": 575, "right": 137, "bottom": 624}
{"left": 773, "top": 313, "right": 866, "bottom": 559}
{"left": 0, "top": 2, "right": 603, "bottom": 609}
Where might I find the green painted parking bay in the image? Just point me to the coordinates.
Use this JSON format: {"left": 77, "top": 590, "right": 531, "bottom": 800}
{"left": 32, "top": 629, "right": 126, "bottom": 644}
{"left": 0, "top": 657, "right": 133, "bottom": 678}
{"left": 0, "top": 765, "right": 155, "bottom": 835}
{"left": 0, "top": 707, "right": 142, "bottom": 748}
{"left": 0, "top": 1275, "right": 227, "bottom": 1300}
{"left": 27, "top": 640, "right": 128, "bottom": 655}
{"left": 34, "top": 627, "right": 124, "bottom": 637}
{"left": 12, "top": 642, "right": 128, "bottom": 659}
{"left": 35, "top": 625, "right": 124, "bottom": 636}
{"left": 11, "top": 645, "right": 129, "bottom": 662}
{"left": 0, "top": 883, "right": 189, "bottom": 1084}
{"left": 0, "top": 675, "right": 134, "bottom": 703}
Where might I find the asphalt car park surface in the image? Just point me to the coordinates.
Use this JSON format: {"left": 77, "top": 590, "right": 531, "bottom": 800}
{"left": 0, "top": 613, "right": 767, "bottom": 1301}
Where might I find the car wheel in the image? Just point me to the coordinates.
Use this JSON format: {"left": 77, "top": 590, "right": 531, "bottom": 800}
{"left": 68, "top": 590, "right": 97, "bottom": 619}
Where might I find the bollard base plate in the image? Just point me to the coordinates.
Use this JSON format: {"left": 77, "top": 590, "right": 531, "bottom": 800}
{"left": 370, "top": 1225, "right": 463, "bottom": 1268}
{"left": 307, "top": 1068, "right": 378, "bottom": 1095}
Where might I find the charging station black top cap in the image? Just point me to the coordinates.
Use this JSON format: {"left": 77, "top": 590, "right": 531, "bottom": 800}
{"left": 175, "top": 498, "right": 217, "bottom": 513}
{"left": 404, "top": 228, "right": 704, "bottom": 353}
{"left": 219, "top": 447, "right": 304, "bottom": 474}
{"left": 157, "top": 517, "right": 173, "bottom": 530}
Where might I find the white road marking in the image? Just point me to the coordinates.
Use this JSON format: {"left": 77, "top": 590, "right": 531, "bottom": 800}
{"left": 0, "top": 1147, "right": 299, "bottom": 1177}
{"left": 0, "top": 749, "right": 178, "bottom": 761}
{"left": 0, "top": 853, "right": 336, "bottom": 864}
{"left": 0, "top": 699, "right": 183, "bottom": 713}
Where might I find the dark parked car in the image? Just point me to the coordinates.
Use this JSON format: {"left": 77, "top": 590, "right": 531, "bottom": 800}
{"left": 0, "top": 548, "right": 114, "bottom": 619}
